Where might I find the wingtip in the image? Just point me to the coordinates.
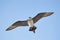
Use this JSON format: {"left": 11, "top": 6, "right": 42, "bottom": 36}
{"left": 6, "top": 27, "right": 12, "bottom": 31}
{"left": 51, "top": 12, "right": 54, "bottom": 14}
{"left": 49, "top": 12, "right": 54, "bottom": 15}
{"left": 6, "top": 25, "right": 16, "bottom": 31}
{"left": 6, "top": 28, "right": 10, "bottom": 31}
{"left": 50, "top": 12, "right": 54, "bottom": 15}
{"left": 46, "top": 12, "right": 54, "bottom": 14}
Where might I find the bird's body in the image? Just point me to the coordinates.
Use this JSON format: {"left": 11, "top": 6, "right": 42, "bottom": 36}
{"left": 27, "top": 17, "right": 34, "bottom": 27}
{"left": 27, "top": 17, "right": 36, "bottom": 33}
{"left": 6, "top": 12, "right": 53, "bottom": 33}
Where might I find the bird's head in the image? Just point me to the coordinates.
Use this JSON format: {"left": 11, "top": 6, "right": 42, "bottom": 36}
{"left": 28, "top": 17, "right": 32, "bottom": 21}
{"left": 29, "top": 17, "right": 31, "bottom": 18}
{"left": 29, "top": 17, "right": 32, "bottom": 19}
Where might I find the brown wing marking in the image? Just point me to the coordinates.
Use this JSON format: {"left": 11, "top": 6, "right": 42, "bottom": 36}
{"left": 6, "top": 21, "right": 28, "bottom": 31}
{"left": 32, "top": 12, "right": 53, "bottom": 23}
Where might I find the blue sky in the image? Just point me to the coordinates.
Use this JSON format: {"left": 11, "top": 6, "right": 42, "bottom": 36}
{"left": 0, "top": 0, "right": 60, "bottom": 40}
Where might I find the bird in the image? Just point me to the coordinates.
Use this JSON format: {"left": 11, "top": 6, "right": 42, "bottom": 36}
{"left": 6, "top": 12, "right": 53, "bottom": 33}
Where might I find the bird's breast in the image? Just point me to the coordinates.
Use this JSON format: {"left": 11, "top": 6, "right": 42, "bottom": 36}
{"left": 27, "top": 20, "right": 34, "bottom": 27}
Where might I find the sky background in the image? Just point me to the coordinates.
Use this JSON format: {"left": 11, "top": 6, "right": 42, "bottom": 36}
{"left": 0, "top": 0, "right": 60, "bottom": 40}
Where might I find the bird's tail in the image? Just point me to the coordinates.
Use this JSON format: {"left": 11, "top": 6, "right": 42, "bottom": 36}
{"left": 32, "top": 26, "right": 37, "bottom": 33}
{"left": 33, "top": 30, "right": 35, "bottom": 33}
{"left": 29, "top": 26, "right": 37, "bottom": 33}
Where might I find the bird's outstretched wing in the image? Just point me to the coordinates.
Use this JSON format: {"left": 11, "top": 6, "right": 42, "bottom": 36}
{"left": 32, "top": 12, "right": 53, "bottom": 23}
{"left": 6, "top": 21, "right": 28, "bottom": 31}
{"left": 6, "top": 12, "right": 53, "bottom": 31}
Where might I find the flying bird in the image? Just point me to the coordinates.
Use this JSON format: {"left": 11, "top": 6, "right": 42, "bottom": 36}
{"left": 6, "top": 12, "right": 53, "bottom": 33}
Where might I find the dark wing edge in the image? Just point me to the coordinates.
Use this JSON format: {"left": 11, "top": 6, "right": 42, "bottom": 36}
{"left": 33, "top": 12, "right": 54, "bottom": 23}
{"left": 6, "top": 20, "right": 28, "bottom": 31}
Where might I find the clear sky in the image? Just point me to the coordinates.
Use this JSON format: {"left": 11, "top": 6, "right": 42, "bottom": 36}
{"left": 0, "top": 0, "right": 60, "bottom": 40}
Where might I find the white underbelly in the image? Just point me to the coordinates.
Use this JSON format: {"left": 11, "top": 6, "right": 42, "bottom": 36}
{"left": 28, "top": 20, "right": 34, "bottom": 27}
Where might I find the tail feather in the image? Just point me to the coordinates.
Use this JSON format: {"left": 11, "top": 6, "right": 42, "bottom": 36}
{"left": 29, "top": 26, "right": 37, "bottom": 33}
{"left": 33, "top": 30, "right": 35, "bottom": 33}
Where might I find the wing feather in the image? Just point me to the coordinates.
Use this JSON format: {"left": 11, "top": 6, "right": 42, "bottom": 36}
{"left": 33, "top": 12, "right": 53, "bottom": 23}
{"left": 6, "top": 20, "right": 28, "bottom": 31}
